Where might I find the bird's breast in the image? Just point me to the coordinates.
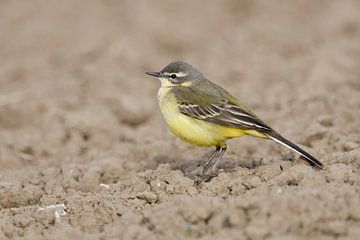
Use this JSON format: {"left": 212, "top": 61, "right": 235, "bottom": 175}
{"left": 157, "top": 87, "right": 246, "bottom": 147}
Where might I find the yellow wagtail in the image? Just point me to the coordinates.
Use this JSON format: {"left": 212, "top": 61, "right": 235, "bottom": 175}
{"left": 146, "top": 61, "right": 323, "bottom": 180}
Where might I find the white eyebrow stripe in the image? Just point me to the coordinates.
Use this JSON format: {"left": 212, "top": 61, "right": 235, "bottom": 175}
{"left": 164, "top": 72, "right": 188, "bottom": 77}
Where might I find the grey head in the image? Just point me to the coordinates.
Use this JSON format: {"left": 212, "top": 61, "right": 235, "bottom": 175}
{"left": 145, "top": 61, "right": 204, "bottom": 84}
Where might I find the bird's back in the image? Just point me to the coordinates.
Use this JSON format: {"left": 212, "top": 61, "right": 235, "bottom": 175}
{"left": 190, "top": 78, "right": 271, "bottom": 129}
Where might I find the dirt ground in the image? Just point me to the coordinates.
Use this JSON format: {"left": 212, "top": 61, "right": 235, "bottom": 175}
{"left": 0, "top": 0, "right": 360, "bottom": 239}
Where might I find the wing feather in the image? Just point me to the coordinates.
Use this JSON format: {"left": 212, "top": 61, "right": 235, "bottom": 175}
{"left": 174, "top": 86, "right": 272, "bottom": 132}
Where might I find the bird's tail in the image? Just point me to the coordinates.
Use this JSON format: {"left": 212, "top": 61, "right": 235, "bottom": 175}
{"left": 266, "top": 131, "right": 323, "bottom": 169}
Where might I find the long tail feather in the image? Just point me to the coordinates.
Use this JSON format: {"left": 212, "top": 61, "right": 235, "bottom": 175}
{"left": 266, "top": 131, "right": 323, "bottom": 169}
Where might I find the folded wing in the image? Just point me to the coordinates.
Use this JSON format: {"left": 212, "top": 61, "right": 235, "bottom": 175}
{"left": 174, "top": 86, "right": 272, "bottom": 133}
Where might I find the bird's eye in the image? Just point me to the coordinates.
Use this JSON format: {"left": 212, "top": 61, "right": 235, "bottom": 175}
{"left": 170, "top": 74, "right": 177, "bottom": 79}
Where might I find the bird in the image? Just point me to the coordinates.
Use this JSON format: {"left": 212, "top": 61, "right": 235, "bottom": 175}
{"left": 146, "top": 61, "right": 323, "bottom": 181}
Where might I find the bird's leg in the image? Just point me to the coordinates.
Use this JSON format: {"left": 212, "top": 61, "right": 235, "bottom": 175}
{"left": 202, "top": 146, "right": 221, "bottom": 174}
{"left": 202, "top": 143, "right": 227, "bottom": 173}
{"left": 195, "top": 144, "right": 227, "bottom": 183}
{"left": 211, "top": 144, "right": 227, "bottom": 172}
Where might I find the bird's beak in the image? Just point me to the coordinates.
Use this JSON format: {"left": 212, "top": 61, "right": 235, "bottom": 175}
{"left": 145, "top": 71, "right": 163, "bottom": 78}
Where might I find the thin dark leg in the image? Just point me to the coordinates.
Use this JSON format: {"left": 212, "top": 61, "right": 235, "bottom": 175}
{"left": 201, "top": 144, "right": 227, "bottom": 178}
{"left": 202, "top": 146, "right": 221, "bottom": 173}
{"left": 211, "top": 144, "right": 227, "bottom": 171}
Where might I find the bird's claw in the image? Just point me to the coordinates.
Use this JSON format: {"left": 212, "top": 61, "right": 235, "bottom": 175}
{"left": 192, "top": 166, "right": 219, "bottom": 184}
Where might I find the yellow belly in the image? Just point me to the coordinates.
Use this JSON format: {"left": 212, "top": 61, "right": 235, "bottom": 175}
{"left": 158, "top": 88, "right": 247, "bottom": 147}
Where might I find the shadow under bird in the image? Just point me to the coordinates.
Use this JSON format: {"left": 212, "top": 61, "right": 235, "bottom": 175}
{"left": 146, "top": 61, "right": 323, "bottom": 181}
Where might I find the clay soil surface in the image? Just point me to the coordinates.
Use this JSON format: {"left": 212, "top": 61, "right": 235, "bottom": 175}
{"left": 1, "top": 1, "right": 360, "bottom": 239}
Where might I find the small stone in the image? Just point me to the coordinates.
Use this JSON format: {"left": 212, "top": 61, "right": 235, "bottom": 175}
{"left": 246, "top": 224, "right": 269, "bottom": 239}
{"left": 349, "top": 205, "right": 360, "bottom": 220}
{"left": 247, "top": 176, "right": 262, "bottom": 188}
{"left": 321, "top": 221, "right": 347, "bottom": 236}
{"left": 136, "top": 191, "right": 158, "bottom": 204}
{"left": 327, "top": 164, "right": 353, "bottom": 183}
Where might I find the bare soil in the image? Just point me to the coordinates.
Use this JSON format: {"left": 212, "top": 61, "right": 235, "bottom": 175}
{"left": 0, "top": 1, "right": 360, "bottom": 239}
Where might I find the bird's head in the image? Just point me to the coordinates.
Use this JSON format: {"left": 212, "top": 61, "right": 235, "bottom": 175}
{"left": 146, "top": 61, "right": 204, "bottom": 87}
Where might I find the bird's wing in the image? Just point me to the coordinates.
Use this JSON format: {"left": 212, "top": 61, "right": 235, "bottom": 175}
{"left": 173, "top": 86, "right": 272, "bottom": 132}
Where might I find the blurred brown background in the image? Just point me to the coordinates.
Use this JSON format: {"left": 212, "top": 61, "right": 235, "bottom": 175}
{"left": 0, "top": 1, "right": 359, "bottom": 239}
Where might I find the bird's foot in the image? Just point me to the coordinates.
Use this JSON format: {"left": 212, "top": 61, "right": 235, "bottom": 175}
{"left": 192, "top": 144, "right": 226, "bottom": 184}
{"left": 192, "top": 166, "right": 219, "bottom": 184}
